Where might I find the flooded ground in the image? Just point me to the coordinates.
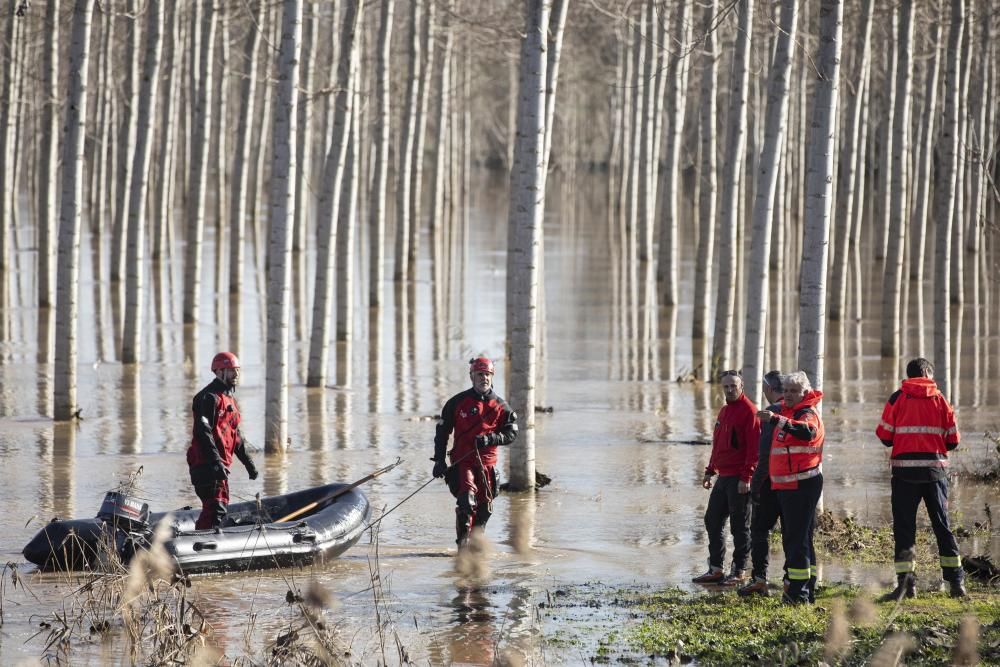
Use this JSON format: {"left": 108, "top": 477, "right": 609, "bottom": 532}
{"left": 0, "top": 174, "right": 998, "bottom": 664}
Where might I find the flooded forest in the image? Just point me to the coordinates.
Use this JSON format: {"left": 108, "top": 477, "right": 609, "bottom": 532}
{"left": 0, "top": 0, "right": 998, "bottom": 664}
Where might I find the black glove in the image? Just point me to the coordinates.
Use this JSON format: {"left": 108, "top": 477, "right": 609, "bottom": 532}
{"left": 212, "top": 463, "right": 229, "bottom": 482}
{"left": 475, "top": 433, "right": 493, "bottom": 448}
{"left": 245, "top": 460, "right": 259, "bottom": 480}
{"left": 432, "top": 460, "right": 447, "bottom": 479}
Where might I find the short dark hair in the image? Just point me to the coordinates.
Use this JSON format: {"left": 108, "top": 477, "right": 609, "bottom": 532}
{"left": 906, "top": 357, "right": 934, "bottom": 378}
{"left": 763, "top": 370, "right": 783, "bottom": 392}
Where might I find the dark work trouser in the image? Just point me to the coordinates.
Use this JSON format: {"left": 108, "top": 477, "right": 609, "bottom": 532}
{"left": 750, "top": 483, "right": 782, "bottom": 582}
{"left": 890, "top": 476, "right": 963, "bottom": 583}
{"left": 194, "top": 479, "right": 230, "bottom": 530}
{"left": 704, "top": 475, "right": 751, "bottom": 571}
{"left": 776, "top": 473, "right": 822, "bottom": 603}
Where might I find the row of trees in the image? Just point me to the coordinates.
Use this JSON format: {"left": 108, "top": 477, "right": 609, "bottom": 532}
{"left": 0, "top": 0, "right": 996, "bottom": 486}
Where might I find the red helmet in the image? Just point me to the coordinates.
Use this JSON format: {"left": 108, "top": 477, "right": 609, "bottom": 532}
{"left": 211, "top": 352, "right": 241, "bottom": 372}
{"left": 469, "top": 357, "right": 494, "bottom": 374}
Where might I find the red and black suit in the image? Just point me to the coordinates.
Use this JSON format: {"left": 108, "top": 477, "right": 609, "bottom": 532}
{"left": 875, "top": 377, "right": 962, "bottom": 584}
{"left": 768, "top": 389, "right": 824, "bottom": 604}
{"left": 186, "top": 378, "right": 257, "bottom": 530}
{"left": 434, "top": 387, "right": 518, "bottom": 544}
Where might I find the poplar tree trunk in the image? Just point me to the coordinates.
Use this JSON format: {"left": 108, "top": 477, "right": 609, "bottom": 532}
{"left": 393, "top": 0, "right": 420, "bottom": 283}
{"left": 934, "top": 0, "right": 965, "bottom": 401}
{"left": 153, "top": 2, "right": 182, "bottom": 262}
{"left": 691, "top": 0, "right": 718, "bottom": 379}
{"left": 828, "top": 0, "right": 873, "bottom": 323}
{"left": 742, "top": 0, "right": 798, "bottom": 404}
{"left": 306, "top": 0, "right": 362, "bottom": 387}
{"left": 38, "top": 0, "right": 60, "bottom": 309}
{"left": 264, "top": 0, "right": 302, "bottom": 453}
{"left": 711, "top": 0, "right": 753, "bottom": 376}
{"left": 0, "top": 8, "right": 20, "bottom": 306}
{"left": 797, "top": 0, "right": 843, "bottom": 388}
{"left": 506, "top": 0, "right": 551, "bottom": 492}
{"left": 874, "top": 9, "right": 898, "bottom": 265}
{"left": 122, "top": 0, "right": 164, "bottom": 364}
{"left": 949, "top": 20, "right": 972, "bottom": 307}
{"left": 229, "top": 0, "right": 265, "bottom": 301}
{"left": 429, "top": 1, "right": 454, "bottom": 359}
{"left": 369, "top": 0, "right": 394, "bottom": 308}
{"left": 880, "top": 0, "right": 914, "bottom": 358}
{"left": 54, "top": 0, "right": 95, "bottom": 421}
{"left": 408, "top": 0, "right": 436, "bottom": 282}
{"left": 182, "top": 4, "right": 217, "bottom": 324}
{"left": 111, "top": 2, "right": 140, "bottom": 284}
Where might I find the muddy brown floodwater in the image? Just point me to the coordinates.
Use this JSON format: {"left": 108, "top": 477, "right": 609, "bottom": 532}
{"left": 0, "top": 175, "right": 997, "bottom": 664}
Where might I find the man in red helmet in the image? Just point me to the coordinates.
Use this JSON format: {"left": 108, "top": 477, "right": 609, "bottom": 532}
{"left": 186, "top": 352, "right": 259, "bottom": 530}
{"left": 433, "top": 357, "right": 518, "bottom": 547}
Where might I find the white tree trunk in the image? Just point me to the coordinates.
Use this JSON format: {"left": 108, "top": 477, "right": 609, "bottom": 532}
{"left": 934, "top": 0, "right": 965, "bottom": 401}
{"left": 54, "top": 0, "right": 95, "bottom": 421}
{"left": 797, "top": 0, "right": 843, "bottom": 388}
{"left": 742, "top": 0, "right": 798, "bottom": 404}
{"left": 306, "top": 0, "right": 362, "bottom": 387}
{"left": 38, "top": 0, "right": 60, "bottom": 309}
{"left": 369, "top": 0, "right": 394, "bottom": 308}
{"left": 122, "top": 0, "right": 164, "bottom": 364}
{"left": 880, "top": 0, "right": 913, "bottom": 358}
{"left": 393, "top": 0, "right": 420, "bottom": 283}
{"left": 429, "top": 2, "right": 454, "bottom": 359}
{"left": 264, "top": 0, "right": 303, "bottom": 452}
{"left": 152, "top": 2, "right": 182, "bottom": 262}
{"left": 111, "top": 1, "right": 140, "bottom": 284}
{"left": 691, "top": 0, "right": 718, "bottom": 378}
{"left": 506, "top": 0, "right": 551, "bottom": 492}
{"left": 711, "top": 0, "right": 753, "bottom": 376}
{"left": 182, "top": 4, "right": 217, "bottom": 324}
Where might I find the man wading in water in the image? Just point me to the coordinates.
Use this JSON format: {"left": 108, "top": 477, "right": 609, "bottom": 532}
{"left": 432, "top": 357, "right": 518, "bottom": 548}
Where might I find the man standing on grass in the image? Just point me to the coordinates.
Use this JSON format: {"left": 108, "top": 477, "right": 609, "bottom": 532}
{"left": 692, "top": 370, "right": 761, "bottom": 586}
{"left": 876, "top": 357, "right": 966, "bottom": 600}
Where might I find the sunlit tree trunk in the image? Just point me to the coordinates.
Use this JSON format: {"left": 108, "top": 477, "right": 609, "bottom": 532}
{"left": 369, "top": 0, "right": 394, "bottom": 307}
{"left": 506, "top": 0, "right": 550, "bottom": 492}
{"left": 933, "top": 0, "right": 964, "bottom": 401}
{"left": 336, "top": 84, "right": 360, "bottom": 348}
{"left": 153, "top": 3, "right": 181, "bottom": 262}
{"left": 711, "top": 0, "right": 753, "bottom": 376}
{"left": 292, "top": 7, "right": 317, "bottom": 340}
{"left": 742, "top": 0, "right": 797, "bottom": 404}
{"left": 950, "top": 19, "right": 972, "bottom": 307}
{"left": 111, "top": 1, "right": 140, "bottom": 284}
{"left": 182, "top": 4, "right": 217, "bottom": 324}
{"left": 37, "top": 0, "right": 60, "bottom": 310}
{"left": 0, "top": 8, "right": 20, "bottom": 306}
{"left": 910, "top": 10, "right": 940, "bottom": 301}
{"left": 54, "top": 0, "right": 95, "bottom": 421}
{"left": 122, "top": 0, "right": 164, "bottom": 364}
{"left": 797, "top": 0, "right": 843, "bottom": 388}
{"left": 213, "top": 12, "right": 231, "bottom": 301}
{"left": 880, "top": 0, "right": 913, "bottom": 358}
{"left": 429, "top": 1, "right": 454, "bottom": 359}
{"left": 874, "top": 8, "right": 898, "bottom": 265}
{"left": 394, "top": 0, "right": 420, "bottom": 283}
{"left": 657, "top": 2, "right": 688, "bottom": 310}
{"left": 229, "top": 0, "right": 264, "bottom": 302}
{"left": 691, "top": 0, "right": 718, "bottom": 380}
{"left": 264, "top": 0, "right": 302, "bottom": 452}
{"left": 306, "top": 0, "right": 362, "bottom": 387}
{"left": 408, "top": 0, "right": 436, "bottom": 283}
{"left": 829, "top": 0, "right": 873, "bottom": 323}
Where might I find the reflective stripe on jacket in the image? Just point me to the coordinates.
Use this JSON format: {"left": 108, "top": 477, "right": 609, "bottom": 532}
{"left": 187, "top": 379, "right": 243, "bottom": 469}
{"left": 769, "top": 390, "right": 824, "bottom": 491}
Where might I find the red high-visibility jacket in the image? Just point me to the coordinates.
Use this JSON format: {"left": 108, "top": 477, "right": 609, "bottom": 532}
{"left": 875, "top": 377, "right": 959, "bottom": 470}
{"left": 705, "top": 393, "right": 760, "bottom": 482}
{"left": 769, "top": 390, "right": 825, "bottom": 490}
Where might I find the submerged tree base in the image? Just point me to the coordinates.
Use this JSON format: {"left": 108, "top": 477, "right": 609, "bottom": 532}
{"left": 538, "top": 582, "right": 999, "bottom": 665}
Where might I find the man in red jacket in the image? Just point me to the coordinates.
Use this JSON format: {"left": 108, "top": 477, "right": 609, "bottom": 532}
{"left": 692, "top": 370, "right": 761, "bottom": 585}
{"left": 875, "top": 357, "right": 965, "bottom": 600}
{"left": 432, "top": 357, "right": 518, "bottom": 548}
{"left": 186, "top": 352, "right": 258, "bottom": 531}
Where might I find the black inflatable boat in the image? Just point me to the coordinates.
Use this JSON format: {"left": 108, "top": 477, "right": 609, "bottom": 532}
{"left": 23, "top": 482, "right": 372, "bottom": 575}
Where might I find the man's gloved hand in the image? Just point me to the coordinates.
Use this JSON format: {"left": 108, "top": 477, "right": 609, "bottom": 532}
{"left": 432, "top": 460, "right": 447, "bottom": 479}
{"left": 212, "top": 463, "right": 229, "bottom": 482}
{"left": 475, "top": 433, "right": 494, "bottom": 448}
{"left": 245, "top": 461, "right": 259, "bottom": 480}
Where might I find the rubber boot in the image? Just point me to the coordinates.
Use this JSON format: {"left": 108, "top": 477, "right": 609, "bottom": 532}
{"left": 879, "top": 573, "right": 916, "bottom": 602}
{"left": 807, "top": 576, "right": 817, "bottom": 604}
{"left": 455, "top": 493, "right": 476, "bottom": 548}
{"left": 948, "top": 579, "right": 967, "bottom": 598}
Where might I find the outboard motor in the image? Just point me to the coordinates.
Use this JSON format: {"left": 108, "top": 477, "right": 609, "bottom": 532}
{"left": 97, "top": 491, "right": 150, "bottom": 532}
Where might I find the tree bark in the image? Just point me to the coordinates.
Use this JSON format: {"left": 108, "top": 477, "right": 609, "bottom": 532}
{"left": 369, "top": 0, "right": 394, "bottom": 308}
{"left": 264, "top": 0, "right": 303, "bottom": 453}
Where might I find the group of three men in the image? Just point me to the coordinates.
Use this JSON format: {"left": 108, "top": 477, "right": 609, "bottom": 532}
{"left": 693, "top": 359, "right": 966, "bottom": 604}
{"left": 183, "top": 352, "right": 966, "bottom": 603}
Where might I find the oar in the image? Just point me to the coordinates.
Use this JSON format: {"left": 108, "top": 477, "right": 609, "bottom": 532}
{"left": 276, "top": 458, "right": 403, "bottom": 523}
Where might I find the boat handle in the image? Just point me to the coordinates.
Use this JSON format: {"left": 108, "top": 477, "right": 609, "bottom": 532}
{"left": 193, "top": 542, "right": 218, "bottom": 551}
{"left": 292, "top": 532, "right": 317, "bottom": 544}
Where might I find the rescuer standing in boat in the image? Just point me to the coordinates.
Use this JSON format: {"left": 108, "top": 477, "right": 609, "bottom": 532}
{"left": 187, "top": 352, "right": 259, "bottom": 530}
{"left": 432, "top": 357, "right": 518, "bottom": 547}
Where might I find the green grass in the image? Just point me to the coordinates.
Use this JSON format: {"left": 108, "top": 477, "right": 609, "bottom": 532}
{"left": 621, "top": 585, "right": 999, "bottom": 665}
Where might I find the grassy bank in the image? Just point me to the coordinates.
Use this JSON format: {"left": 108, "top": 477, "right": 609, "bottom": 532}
{"left": 538, "top": 582, "right": 999, "bottom": 665}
